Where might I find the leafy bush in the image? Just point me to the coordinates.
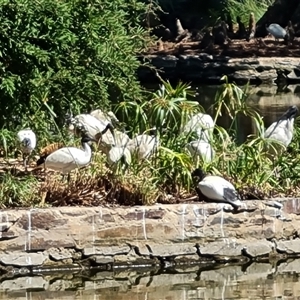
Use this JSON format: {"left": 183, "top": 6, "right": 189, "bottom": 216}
{"left": 0, "top": 0, "right": 151, "bottom": 140}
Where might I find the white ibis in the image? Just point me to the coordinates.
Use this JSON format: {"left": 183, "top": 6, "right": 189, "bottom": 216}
{"left": 17, "top": 129, "right": 37, "bottom": 171}
{"left": 192, "top": 168, "right": 242, "bottom": 209}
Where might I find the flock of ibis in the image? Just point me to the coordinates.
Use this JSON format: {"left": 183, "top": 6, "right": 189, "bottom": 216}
{"left": 16, "top": 104, "right": 298, "bottom": 207}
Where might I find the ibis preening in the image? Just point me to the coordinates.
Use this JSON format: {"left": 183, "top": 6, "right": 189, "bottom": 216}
{"left": 186, "top": 140, "right": 215, "bottom": 164}
{"left": 264, "top": 105, "right": 298, "bottom": 154}
{"left": 17, "top": 129, "right": 36, "bottom": 171}
{"left": 266, "top": 23, "right": 288, "bottom": 42}
{"left": 66, "top": 113, "right": 108, "bottom": 139}
{"left": 192, "top": 168, "right": 242, "bottom": 209}
{"left": 90, "top": 109, "right": 119, "bottom": 125}
{"left": 182, "top": 112, "right": 214, "bottom": 142}
{"left": 107, "top": 146, "right": 132, "bottom": 171}
{"left": 126, "top": 127, "right": 160, "bottom": 160}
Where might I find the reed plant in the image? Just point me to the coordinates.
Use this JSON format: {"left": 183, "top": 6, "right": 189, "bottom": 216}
{"left": 1, "top": 76, "right": 300, "bottom": 207}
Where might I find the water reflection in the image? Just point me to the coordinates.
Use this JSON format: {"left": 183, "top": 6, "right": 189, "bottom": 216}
{"left": 1, "top": 260, "right": 300, "bottom": 299}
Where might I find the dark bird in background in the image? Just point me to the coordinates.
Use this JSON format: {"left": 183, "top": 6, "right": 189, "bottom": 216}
{"left": 236, "top": 16, "right": 246, "bottom": 39}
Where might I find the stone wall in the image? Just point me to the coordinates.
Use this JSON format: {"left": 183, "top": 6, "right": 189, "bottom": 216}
{"left": 138, "top": 55, "right": 300, "bottom": 84}
{"left": 0, "top": 198, "right": 300, "bottom": 277}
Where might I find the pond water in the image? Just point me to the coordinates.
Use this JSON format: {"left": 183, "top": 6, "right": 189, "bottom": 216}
{"left": 1, "top": 261, "right": 300, "bottom": 299}
{"left": 2, "top": 84, "right": 300, "bottom": 299}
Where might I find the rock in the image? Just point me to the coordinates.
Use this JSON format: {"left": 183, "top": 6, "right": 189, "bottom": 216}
{"left": 0, "top": 200, "right": 297, "bottom": 272}
{"left": 0, "top": 276, "right": 48, "bottom": 291}
{"left": 276, "top": 240, "right": 300, "bottom": 254}
{"left": 243, "top": 241, "right": 273, "bottom": 257}
{"left": 146, "top": 243, "right": 196, "bottom": 257}
{"left": 0, "top": 252, "right": 47, "bottom": 267}
{"left": 138, "top": 55, "right": 300, "bottom": 85}
{"left": 83, "top": 245, "right": 131, "bottom": 256}
{"left": 47, "top": 247, "right": 75, "bottom": 261}
{"left": 200, "top": 240, "right": 244, "bottom": 257}
{"left": 90, "top": 255, "right": 114, "bottom": 264}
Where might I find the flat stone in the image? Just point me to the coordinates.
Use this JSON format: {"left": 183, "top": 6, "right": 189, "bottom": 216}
{"left": 47, "top": 247, "right": 75, "bottom": 261}
{"left": 91, "top": 255, "right": 114, "bottom": 264}
{"left": 276, "top": 240, "right": 300, "bottom": 254}
{"left": 200, "top": 240, "right": 244, "bottom": 257}
{"left": 243, "top": 240, "right": 273, "bottom": 257}
{"left": 0, "top": 252, "right": 47, "bottom": 267}
{"left": 0, "top": 276, "right": 48, "bottom": 291}
{"left": 83, "top": 245, "right": 131, "bottom": 256}
{"left": 147, "top": 243, "right": 196, "bottom": 257}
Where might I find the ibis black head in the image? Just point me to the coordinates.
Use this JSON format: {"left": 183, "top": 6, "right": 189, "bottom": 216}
{"left": 191, "top": 168, "right": 206, "bottom": 181}
{"left": 22, "top": 138, "right": 31, "bottom": 147}
{"left": 81, "top": 135, "right": 96, "bottom": 144}
{"left": 36, "top": 156, "right": 46, "bottom": 166}
{"left": 281, "top": 105, "right": 298, "bottom": 120}
{"left": 65, "top": 111, "right": 73, "bottom": 125}
{"left": 149, "top": 127, "right": 158, "bottom": 136}
{"left": 101, "top": 123, "right": 115, "bottom": 135}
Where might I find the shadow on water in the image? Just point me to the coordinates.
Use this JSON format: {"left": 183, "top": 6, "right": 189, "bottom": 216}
{"left": 146, "top": 83, "right": 300, "bottom": 144}
{"left": 1, "top": 260, "right": 300, "bottom": 299}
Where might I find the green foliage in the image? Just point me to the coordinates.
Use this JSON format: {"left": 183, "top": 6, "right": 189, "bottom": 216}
{"left": 222, "top": 0, "right": 273, "bottom": 24}
{"left": 2, "top": 75, "right": 300, "bottom": 207}
{"left": 0, "top": 173, "right": 40, "bottom": 207}
{"left": 0, "top": 0, "right": 151, "bottom": 141}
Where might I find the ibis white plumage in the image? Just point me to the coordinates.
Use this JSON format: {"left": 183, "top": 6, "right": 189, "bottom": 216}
{"left": 67, "top": 113, "right": 108, "bottom": 139}
{"left": 186, "top": 140, "right": 215, "bottom": 163}
{"left": 182, "top": 112, "right": 214, "bottom": 142}
{"left": 37, "top": 135, "right": 95, "bottom": 181}
{"left": 264, "top": 105, "right": 298, "bottom": 154}
{"left": 107, "top": 146, "right": 132, "bottom": 172}
{"left": 90, "top": 109, "right": 119, "bottom": 125}
{"left": 191, "top": 168, "right": 242, "bottom": 209}
{"left": 37, "top": 124, "right": 114, "bottom": 181}
{"left": 126, "top": 128, "right": 160, "bottom": 160}
{"left": 17, "top": 128, "right": 37, "bottom": 171}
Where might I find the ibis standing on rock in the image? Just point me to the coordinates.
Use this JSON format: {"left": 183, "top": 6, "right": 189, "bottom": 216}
{"left": 17, "top": 128, "right": 37, "bottom": 171}
{"left": 264, "top": 105, "right": 298, "bottom": 154}
{"left": 191, "top": 168, "right": 242, "bottom": 209}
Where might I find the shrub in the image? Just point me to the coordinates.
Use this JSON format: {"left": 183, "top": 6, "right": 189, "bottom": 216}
{"left": 0, "top": 0, "right": 151, "bottom": 141}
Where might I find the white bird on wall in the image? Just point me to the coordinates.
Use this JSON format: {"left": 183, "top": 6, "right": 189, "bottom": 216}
{"left": 17, "top": 128, "right": 36, "bottom": 171}
{"left": 186, "top": 140, "right": 215, "bottom": 164}
{"left": 191, "top": 168, "right": 242, "bottom": 209}
{"left": 182, "top": 112, "right": 214, "bottom": 142}
{"left": 264, "top": 105, "right": 298, "bottom": 154}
